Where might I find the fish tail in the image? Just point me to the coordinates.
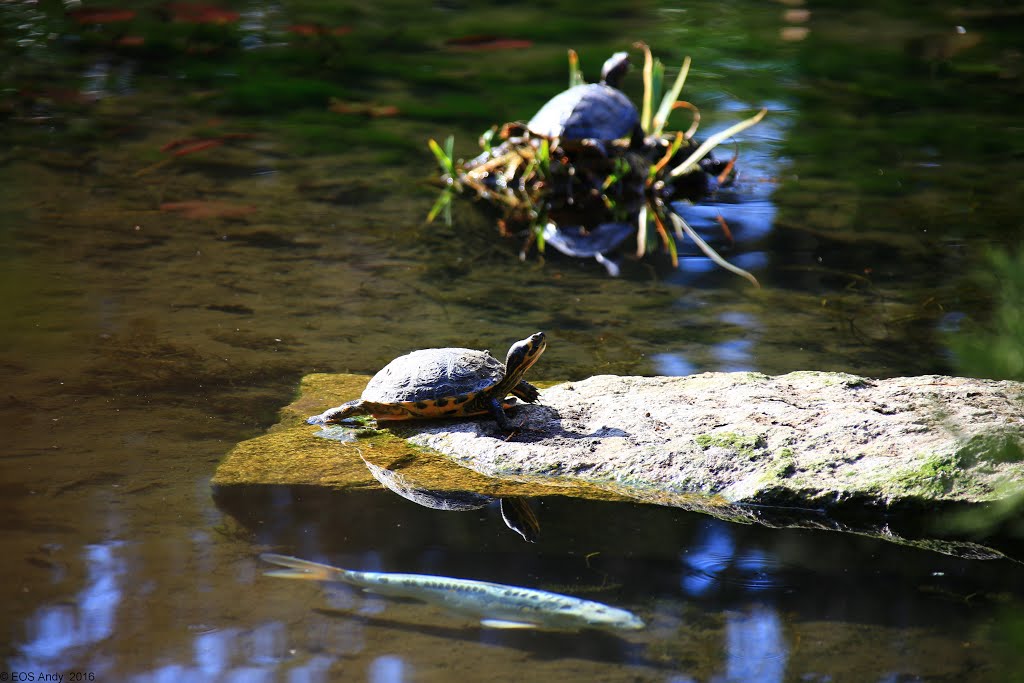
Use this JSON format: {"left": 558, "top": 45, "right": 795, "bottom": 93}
{"left": 260, "top": 553, "right": 354, "bottom": 584}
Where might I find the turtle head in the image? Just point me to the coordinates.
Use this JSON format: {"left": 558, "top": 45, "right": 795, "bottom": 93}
{"left": 600, "top": 52, "right": 630, "bottom": 89}
{"left": 504, "top": 332, "right": 547, "bottom": 381}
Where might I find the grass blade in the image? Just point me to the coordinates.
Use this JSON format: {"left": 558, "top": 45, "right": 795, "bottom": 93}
{"left": 568, "top": 49, "right": 584, "bottom": 87}
{"left": 668, "top": 211, "right": 760, "bottom": 288}
{"left": 479, "top": 126, "right": 496, "bottom": 153}
{"left": 635, "top": 204, "right": 649, "bottom": 257}
{"left": 428, "top": 137, "right": 455, "bottom": 176}
{"left": 652, "top": 209, "right": 678, "bottom": 267}
{"left": 650, "top": 131, "right": 685, "bottom": 181}
{"left": 535, "top": 138, "right": 550, "bottom": 178}
{"left": 426, "top": 188, "right": 454, "bottom": 224}
{"left": 668, "top": 108, "right": 767, "bottom": 178}
{"left": 652, "top": 56, "right": 691, "bottom": 137}
{"left": 635, "top": 42, "right": 654, "bottom": 134}
{"left": 443, "top": 134, "right": 454, "bottom": 166}
{"left": 535, "top": 222, "right": 547, "bottom": 252}
{"left": 650, "top": 60, "right": 664, "bottom": 128}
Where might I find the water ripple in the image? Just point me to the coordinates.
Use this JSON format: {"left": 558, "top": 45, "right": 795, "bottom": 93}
{"left": 682, "top": 526, "right": 788, "bottom": 595}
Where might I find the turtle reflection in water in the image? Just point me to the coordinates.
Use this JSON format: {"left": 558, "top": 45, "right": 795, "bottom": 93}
{"left": 360, "top": 453, "right": 540, "bottom": 543}
{"left": 307, "top": 332, "right": 546, "bottom": 431}
{"left": 541, "top": 221, "right": 635, "bottom": 276}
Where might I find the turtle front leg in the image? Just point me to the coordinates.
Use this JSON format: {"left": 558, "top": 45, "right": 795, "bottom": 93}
{"left": 512, "top": 380, "right": 540, "bottom": 404}
{"left": 487, "top": 396, "right": 516, "bottom": 432}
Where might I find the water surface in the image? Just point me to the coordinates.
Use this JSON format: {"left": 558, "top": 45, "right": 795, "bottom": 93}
{"left": 2, "top": 1, "right": 1022, "bottom": 680}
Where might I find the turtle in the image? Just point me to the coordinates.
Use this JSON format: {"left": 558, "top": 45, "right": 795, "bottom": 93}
{"left": 307, "top": 332, "right": 547, "bottom": 431}
{"left": 527, "top": 51, "right": 643, "bottom": 149}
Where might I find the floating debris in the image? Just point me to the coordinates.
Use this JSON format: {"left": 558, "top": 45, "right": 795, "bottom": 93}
{"left": 428, "top": 44, "right": 765, "bottom": 284}
{"left": 444, "top": 35, "right": 534, "bottom": 52}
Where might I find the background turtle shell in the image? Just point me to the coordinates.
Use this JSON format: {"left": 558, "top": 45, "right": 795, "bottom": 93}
{"left": 362, "top": 347, "right": 506, "bottom": 404}
{"left": 527, "top": 83, "right": 639, "bottom": 140}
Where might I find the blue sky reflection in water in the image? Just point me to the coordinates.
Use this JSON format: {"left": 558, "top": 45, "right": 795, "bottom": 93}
{"left": 2, "top": 0, "right": 1024, "bottom": 680}
{"left": 369, "top": 655, "right": 406, "bottom": 683}
{"left": 724, "top": 607, "right": 787, "bottom": 683}
{"left": 12, "top": 542, "right": 124, "bottom": 675}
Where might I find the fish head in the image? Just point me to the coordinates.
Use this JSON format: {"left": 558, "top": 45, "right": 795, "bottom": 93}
{"left": 579, "top": 603, "right": 646, "bottom": 631}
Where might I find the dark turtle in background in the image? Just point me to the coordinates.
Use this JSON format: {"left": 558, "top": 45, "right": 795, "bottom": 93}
{"left": 527, "top": 52, "right": 644, "bottom": 150}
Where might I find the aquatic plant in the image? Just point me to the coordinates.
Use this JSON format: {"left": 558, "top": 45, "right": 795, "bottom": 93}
{"left": 427, "top": 45, "right": 765, "bottom": 285}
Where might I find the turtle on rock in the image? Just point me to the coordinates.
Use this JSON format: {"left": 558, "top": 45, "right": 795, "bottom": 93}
{"left": 527, "top": 51, "right": 644, "bottom": 151}
{"left": 307, "top": 332, "right": 547, "bottom": 431}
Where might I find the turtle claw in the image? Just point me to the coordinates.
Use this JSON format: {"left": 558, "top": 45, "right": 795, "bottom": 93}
{"left": 512, "top": 380, "right": 541, "bottom": 404}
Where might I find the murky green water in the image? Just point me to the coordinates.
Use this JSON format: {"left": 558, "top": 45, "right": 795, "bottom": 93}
{"left": 3, "top": 1, "right": 1023, "bottom": 681}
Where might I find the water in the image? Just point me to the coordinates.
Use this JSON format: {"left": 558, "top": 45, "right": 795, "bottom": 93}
{"left": 2, "top": 1, "right": 1023, "bottom": 680}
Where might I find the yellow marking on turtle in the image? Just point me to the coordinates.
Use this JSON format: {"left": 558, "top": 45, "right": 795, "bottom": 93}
{"left": 369, "top": 394, "right": 516, "bottom": 421}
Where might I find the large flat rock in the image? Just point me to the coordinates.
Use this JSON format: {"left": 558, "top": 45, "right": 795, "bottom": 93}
{"left": 216, "top": 371, "right": 1024, "bottom": 510}
{"left": 408, "top": 372, "right": 1024, "bottom": 509}
{"left": 213, "top": 372, "right": 1024, "bottom": 557}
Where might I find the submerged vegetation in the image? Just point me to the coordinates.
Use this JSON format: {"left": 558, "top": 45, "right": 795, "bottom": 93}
{"left": 428, "top": 44, "right": 765, "bottom": 284}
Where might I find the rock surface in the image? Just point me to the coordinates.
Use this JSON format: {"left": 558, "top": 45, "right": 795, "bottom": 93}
{"left": 213, "top": 371, "right": 1024, "bottom": 558}
{"left": 404, "top": 372, "right": 1024, "bottom": 509}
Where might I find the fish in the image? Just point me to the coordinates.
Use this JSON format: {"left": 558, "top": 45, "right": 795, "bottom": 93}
{"left": 260, "top": 553, "right": 645, "bottom": 632}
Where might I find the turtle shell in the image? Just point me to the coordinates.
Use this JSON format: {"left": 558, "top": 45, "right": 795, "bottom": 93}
{"left": 362, "top": 347, "right": 505, "bottom": 405}
{"left": 527, "top": 83, "right": 639, "bottom": 141}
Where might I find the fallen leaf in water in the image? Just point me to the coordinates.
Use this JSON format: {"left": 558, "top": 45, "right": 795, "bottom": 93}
{"left": 160, "top": 201, "right": 256, "bottom": 220}
{"left": 166, "top": 2, "right": 240, "bottom": 24}
{"left": 159, "top": 133, "right": 254, "bottom": 155}
{"left": 69, "top": 8, "right": 138, "bottom": 24}
{"left": 328, "top": 98, "right": 399, "bottom": 117}
{"left": 287, "top": 24, "right": 352, "bottom": 37}
{"left": 780, "top": 26, "right": 810, "bottom": 41}
{"left": 20, "top": 88, "right": 99, "bottom": 106}
{"left": 444, "top": 35, "right": 533, "bottom": 51}
{"left": 137, "top": 133, "right": 256, "bottom": 176}
{"left": 169, "top": 139, "right": 224, "bottom": 156}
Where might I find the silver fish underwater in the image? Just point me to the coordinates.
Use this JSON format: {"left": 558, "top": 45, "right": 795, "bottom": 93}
{"left": 261, "top": 553, "right": 645, "bottom": 632}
